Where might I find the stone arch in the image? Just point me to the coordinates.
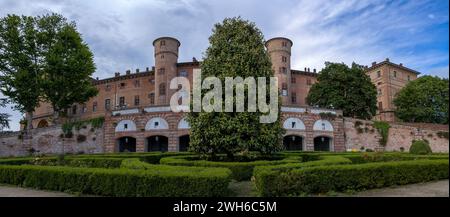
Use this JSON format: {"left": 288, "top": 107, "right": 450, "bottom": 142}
{"left": 283, "top": 117, "right": 306, "bottom": 130}
{"left": 283, "top": 135, "right": 304, "bottom": 151}
{"left": 313, "top": 120, "right": 334, "bottom": 132}
{"left": 314, "top": 136, "right": 333, "bottom": 151}
{"left": 178, "top": 118, "right": 190, "bottom": 129}
{"left": 37, "top": 119, "right": 49, "bottom": 128}
{"left": 145, "top": 117, "right": 169, "bottom": 130}
{"left": 146, "top": 135, "right": 169, "bottom": 152}
{"left": 116, "top": 136, "right": 136, "bottom": 152}
{"left": 115, "top": 120, "right": 137, "bottom": 132}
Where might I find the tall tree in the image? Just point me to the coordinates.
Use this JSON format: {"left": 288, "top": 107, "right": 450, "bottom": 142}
{"left": 187, "top": 17, "right": 284, "bottom": 159}
{"left": 0, "top": 98, "right": 10, "bottom": 131}
{"left": 306, "top": 62, "right": 377, "bottom": 119}
{"left": 394, "top": 75, "right": 449, "bottom": 124}
{"left": 38, "top": 14, "right": 97, "bottom": 123}
{"left": 0, "top": 15, "right": 43, "bottom": 133}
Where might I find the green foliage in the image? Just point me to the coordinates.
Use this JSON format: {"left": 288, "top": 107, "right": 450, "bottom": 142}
{"left": 373, "top": 121, "right": 390, "bottom": 146}
{"left": 160, "top": 155, "right": 300, "bottom": 181}
{"left": 0, "top": 164, "right": 231, "bottom": 197}
{"left": 187, "top": 17, "right": 284, "bottom": 158}
{"left": 306, "top": 62, "right": 377, "bottom": 119}
{"left": 409, "top": 140, "right": 432, "bottom": 155}
{"left": 38, "top": 14, "right": 98, "bottom": 119}
{"left": 0, "top": 15, "right": 43, "bottom": 131}
{"left": 255, "top": 159, "right": 449, "bottom": 196}
{"left": 394, "top": 76, "right": 449, "bottom": 124}
{"left": 0, "top": 99, "right": 10, "bottom": 130}
{"left": 62, "top": 117, "right": 104, "bottom": 134}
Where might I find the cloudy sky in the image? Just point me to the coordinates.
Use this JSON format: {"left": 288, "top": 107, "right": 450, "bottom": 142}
{"left": 1, "top": 0, "right": 449, "bottom": 130}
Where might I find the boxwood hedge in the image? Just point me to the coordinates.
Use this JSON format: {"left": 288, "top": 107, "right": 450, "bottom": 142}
{"left": 0, "top": 164, "right": 232, "bottom": 197}
{"left": 254, "top": 159, "right": 449, "bottom": 196}
{"left": 160, "top": 155, "right": 301, "bottom": 181}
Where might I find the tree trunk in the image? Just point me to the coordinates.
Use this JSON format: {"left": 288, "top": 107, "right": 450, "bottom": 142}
{"left": 26, "top": 111, "right": 33, "bottom": 138}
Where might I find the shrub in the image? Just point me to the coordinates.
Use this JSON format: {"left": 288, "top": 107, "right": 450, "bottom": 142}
{"left": 409, "top": 140, "right": 432, "bottom": 155}
{"left": 373, "top": 121, "right": 390, "bottom": 146}
{"left": 254, "top": 159, "right": 449, "bottom": 196}
{"left": 160, "top": 155, "right": 300, "bottom": 181}
{"left": 0, "top": 164, "right": 231, "bottom": 197}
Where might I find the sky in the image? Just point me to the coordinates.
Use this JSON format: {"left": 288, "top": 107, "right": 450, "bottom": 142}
{"left": 0, "top": 0, "right": 449, "bottom": 131}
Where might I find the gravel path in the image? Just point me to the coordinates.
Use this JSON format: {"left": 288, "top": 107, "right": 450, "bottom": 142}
{"left": 1, "top": 179, "right": 448, "bottom": 197}
{"left": 350, "top": 180, "right": 449, "bottom": 197}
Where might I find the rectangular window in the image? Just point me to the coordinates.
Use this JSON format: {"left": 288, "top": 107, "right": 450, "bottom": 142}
{"left": 179, "top": 71, "right": 188, "bottom": 77}
{"left": 119, "top": 82, "right": 126, "bottom": 89}
{"left": 279, "top": 67, "right": 287, "bottom": 74}
{"left": 119, "top": 97, "right": 125, "bottom": 106}
{"left": 93, "top": 102, "right": 97, "bottom": 112}
{"left": 105, "top": 84, "right": 111, "bottom": 91}
{"left": 134, "top": 95, "right": 140, "bottom": 106}
{"left": 159, "top": 83, "right": 166, "bottom": 95}
{"left": 282, "top": 41, "right": 287, "bottom": 47}
{"left": 282, "top": 56, "right": 287, "bottom": 63}
{"left": 81, "top": 105, "right": 87, "bottom": 113}
{"left": 105, "top": 99, "right": 111, "bottom": 110}
{"left": 378, "top": 101, "right": 383, "bottom": 110}
{"left": 160, "top": 40, "right": 165, "bottom": 46}
{"left": 291, "top": 92, "right": 297, "bottom": 104}
{"left": 378, "top": 89, "right": 382, "bottom": 96}
{"left": 291, "top": 77, "right": 296, "bottom": 84}
{"left": 149, "top": 93, "right": 155, "bottom": 105}
{"left": 158, "top": 68, "right": 165, "bottom": 75}
{"left": 407, "top": 75, "right": 411, "bottom": 81}
{"left": 72, "top": 105, "right": 77, "bottom": 115}
{"left": 393, "top": 71, "right": 397, "bottom": 78}
{"left": 377, "top": 71, "right": 381, "bottom": 78}
{"left": 134, "top": 80, "right": 140, "bottom": 87}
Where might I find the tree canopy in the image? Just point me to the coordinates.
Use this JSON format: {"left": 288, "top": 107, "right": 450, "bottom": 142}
{"left": 306, "top": 62, "right": 377, "bottom": 119}
{"left": 187, "top": 17, "right": 284, "bottom": 159}
{"left": 394, "top": 75, "right": 448, "bottom": 124}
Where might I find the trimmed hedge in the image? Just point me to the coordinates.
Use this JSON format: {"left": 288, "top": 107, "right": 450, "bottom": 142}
{"left": 410, "top": 140, "right": 432, "bottom": 155}
{"left": 160, "top": 155, "right": 301, "bottom": 181}
{"left": 254, "top": 159, "right": 449, "bottom": 196}
{"left": 0, "top": 164, "right": 232, "bottom": 197}
{"left": 0, "top": 157, "right": 124, "bottom": 168}
{"left": 73, "top": 152, "right": 194, "bottom": 164}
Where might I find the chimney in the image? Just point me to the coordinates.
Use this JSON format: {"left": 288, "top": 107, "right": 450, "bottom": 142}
{"left": 307, "top": 68, "right": 310, "bottom": 72}
{"left": 372, "top": 61, "right": 377, "bottom": 66}
{"left": 385, "top": 58, "right": 390, "bottom": 62}
{"left": 126, "top": 70, "right": 131, "bottom": 75}
{"left": 192, "top": 57, "right": 197, "bottom": 62}
{"left": 146, "top": 67, "right": 149, "bottom": 71}
{"left": 115, "top": 72, "right": 120, "bottom": 77}
{"left": 136, "top": 68, "right": 139, "bottom": 73}
{"left": 313, "top": 68, "right": 316, "bottom": 73}
{"left": 152, "top": 66, "right": 155, "bottom": 71}
{"left": 399, "top": 63, "right": 403, "bottom": 67}
{"left": 96, "top": 77, "right": 99, "bottom": 80}
{"left": 304, "top": 67, "right": 307, "bottom": 71}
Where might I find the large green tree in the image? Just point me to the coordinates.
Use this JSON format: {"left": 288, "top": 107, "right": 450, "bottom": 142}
{"left": 0, "top": 98, "right": 10, "bottom": 131}
{"left": 394, "top": 75, "right": 448, "bottom": 124}
{"left": 37, "top": 14, "right": 97, "bottom": 123}
{"left": 306, "top": 62, "right": 377, "bottom": 119}
{"left": 187, "top": 17, "right": 284, "bottom": 159}
{"left": 0, "top": 15, "right": 43, "bottom": 132}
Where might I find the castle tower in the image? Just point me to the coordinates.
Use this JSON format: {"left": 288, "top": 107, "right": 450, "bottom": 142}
{"left": 153, "top": 37, "right": 180, "bottom": 105}
{"left": 265, "top": 37, "right": 293, "bottom": 105}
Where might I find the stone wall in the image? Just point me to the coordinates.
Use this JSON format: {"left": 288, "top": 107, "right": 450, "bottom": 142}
{"left": 0, "top": 124, "right": 104, "bottom": 157}
{"left": 344, "top": 118, "right": 449, "bottom": 153}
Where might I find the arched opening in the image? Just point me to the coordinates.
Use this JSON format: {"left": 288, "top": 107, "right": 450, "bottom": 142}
{"left": 179, "top": 135, "right": 190, "bottom": 152}
{"left": 115, "top": 120, "right": 137, "bottom": 132}
{"left": 283, "top": 135, "right": 303, "bottom": 151}
{"left": 147, "top": 135, "right": 168, "bottom": 152}
{"left": 117, "top": 137, "right": 136, "bottom": 152}
{"left": 145, "top": 117, "right": 169, "bottom": 130}
{"left": 314, "top": 136, "right": 332, "bottom": 151}
{"left": 37, "top": 120, "right": 49, "bottom": 128}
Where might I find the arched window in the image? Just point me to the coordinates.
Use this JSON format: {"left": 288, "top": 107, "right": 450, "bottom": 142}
{"left": 115, "top": 120, "right": 137, "bottom": 132}
{"left": 178, "top": 118, "right": 190, "bottom": 129}
{"left": 313, "top": 120, "right": 334, "bottom": 132}
{"left": 145, "top": 117, "right": 169, "bottom": 130}
{"left": 283, "top": 118, "right": 305, "bottom": 130}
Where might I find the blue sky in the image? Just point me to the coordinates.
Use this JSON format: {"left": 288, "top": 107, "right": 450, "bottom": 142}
{"left": 0, "top": 0, "right": 449, "bottom": 131}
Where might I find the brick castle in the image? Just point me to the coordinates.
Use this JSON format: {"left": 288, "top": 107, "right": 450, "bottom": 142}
{"left": 28, "top": 37, "right": 420, "bottom": 153}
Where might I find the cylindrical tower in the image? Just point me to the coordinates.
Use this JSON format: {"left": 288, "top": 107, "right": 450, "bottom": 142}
{"left": 265, "top": 37, "right": 293, "bottom": 105}
{"left": 153, "top": 37, "right": 180, "bottom": 105}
